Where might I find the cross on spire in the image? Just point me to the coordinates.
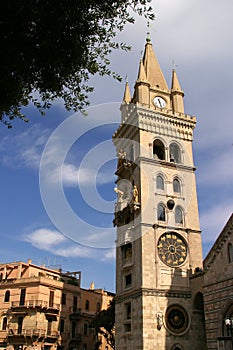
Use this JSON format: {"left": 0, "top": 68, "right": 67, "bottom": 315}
{"left": 172, "top": 59, "right": 178, "bottom": 70}
{"left": 146, "top": 21, "right": 151, "bottom": 42}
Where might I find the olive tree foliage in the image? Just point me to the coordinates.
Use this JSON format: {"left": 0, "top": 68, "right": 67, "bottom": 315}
{"left": 0, "top": 1, "right": 154, "bottom": 127}
{"left": 90, "top": 299, "right": 115, "bottom": 349}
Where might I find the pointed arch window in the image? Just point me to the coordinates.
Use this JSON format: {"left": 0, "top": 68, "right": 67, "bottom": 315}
{"left": 4, "top": 290, "right": 10, "bottom": 303}
{"left": 2, "top": 317, "right": 7, "bottom": 331}
{"left": 96, "top": 302, "right": 101, "bottom": 313}
{"left": 84, "top": 322, "right": 89, "bottom": 336}
{"left": 173, "top": 178, "right": 181, "bottom": 194}
{"left": 153, "top": 139, "right": 165, "bottom": 160}
{"left": 228, "top": 243, "right": 233, "bottom": 263}
{"left": 169, "top": 143, "right": 181, "bottom": 163}
{"left": 156, "top": 175, "right": 164, "bottom": 191}
{"left": 157, "top": 203, "right": 166, "bottom": 222}
{"left": 175, "top": 206, "right": 184, "bottom": 225}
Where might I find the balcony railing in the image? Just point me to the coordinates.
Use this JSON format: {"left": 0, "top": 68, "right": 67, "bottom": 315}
{"left": 69, "top": 307, "right": 81, "bottom": 314}
{"left": 11, "top": 300, "right": 60, "bottom": 310}
{"left": 8, "top": 328, "right": 59, "bottom": 338}
{"left": 69, "top": 308, "right": 81, "bottom": 321}
{"left": 70, "top": 333, "right": 82, "bottom": 342}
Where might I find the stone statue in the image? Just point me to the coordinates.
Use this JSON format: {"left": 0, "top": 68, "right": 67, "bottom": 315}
{"left": 132, "top": 185, "right": 139, "bottom": 203}
{"left": 114, "top": 187, "right": 124, "bottom": 202}
{"left": 117, "top": 149, "right": 127, "bottom": 167}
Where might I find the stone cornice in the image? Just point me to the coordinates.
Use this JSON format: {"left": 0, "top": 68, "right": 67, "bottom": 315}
{"left": 152, "top": 223, "right": 202, "bottom": 235}
{"left": 113, "top": 104, "right": 196, "bottom": 142}
{"left": 115, "top": 287, "right": 191, "bottom": 304}
{"left": 139, "top": 156, "right": 196, "bottom": 172}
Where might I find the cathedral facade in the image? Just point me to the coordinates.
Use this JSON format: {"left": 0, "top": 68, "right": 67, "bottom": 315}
{"left": 113, "top": 38, "right": 207, "bottom": 350}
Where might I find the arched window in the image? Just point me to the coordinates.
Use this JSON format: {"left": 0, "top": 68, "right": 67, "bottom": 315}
{"left": 157, "top": 203, "right": 166, "bottom": 222}
{"left": 175, "top": 206, "right": 184, "bottom": 225}
{"left": 153, "top": 139, "right": 165, "bottom": 160}
{"left": 193, "top": 292, "right": 204, "bottom": 311}
{"left": 84, "top": 322, "right": 88, "bottom": 336}
{"left": 156, "top": 175, "right": 164, "bottom": 190}
{"left": 4, "top": 291, "right": 10, "bottom": 303}
{"left": 228, "top": 243, "right": 233, "bottom": 263}
{"left": 85, "top": 300, "right": 89, "bottom": 311}
{"left": 173, "top": 178, "right": 181, "bottom": 194}
{"left": 169, "top": 143, "right": 181, "bottom": 163}
{"left": 96, "top": 302, "right": 101, "bottom": 313}
{"left": 171, "top": 343, "right": 183, "bottom": 350}
{"left": 2, "top": 317, "right": 7, "bottom": 330}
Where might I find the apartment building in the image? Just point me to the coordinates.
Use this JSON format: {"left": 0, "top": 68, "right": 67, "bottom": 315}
{"left": 0, "top": 260, "right": 114, "bottom": 350}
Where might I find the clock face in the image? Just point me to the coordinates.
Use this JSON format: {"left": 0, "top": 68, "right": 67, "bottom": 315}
{"left": 165, "top": 305, "right": 189, "bottom": 335}
{"left": 154, "top": 96, "right": 166, "bottom": 108}
{"left": 157, "top": 232, "right": 187, "bottom": 267}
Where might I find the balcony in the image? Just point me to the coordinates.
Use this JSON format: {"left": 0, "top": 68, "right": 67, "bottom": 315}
{"left": 11, "top": 301, "right": 60, "bottom": 315}
{"left": 69, "top": 308, "right": 81, "bottom": 321}
{"left": 69, "top": 333, "right": 82, "bottom": 344}
{"left": 8, "top": 328, "right": 59, "bottom": 341}
{"left": 8, "top": 328, "right": 44, "bottom": 337}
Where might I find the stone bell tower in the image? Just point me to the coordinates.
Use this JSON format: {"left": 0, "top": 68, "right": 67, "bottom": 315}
{"left": 113, "top": 38, "right": 206, "bottom": 350}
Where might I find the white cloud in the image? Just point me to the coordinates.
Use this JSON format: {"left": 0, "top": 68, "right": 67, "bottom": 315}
{"left": 44, "top": 161, "right": 114, "bottom": 188}
{"left": 0, "top": 124, "right": 50, "bottom": 169}
{"left": 23, "top": 227, "right": 115, "bottom": 261}
{"left": 24, "top": 228, "right": 66, "bottom": 250}
{"left": 84, "top": 229, "right": 114, "bottom": 245}
{"left": 101, "top": 248, "right": 116, "bottom": 261}
{"left": 43, "top": 137, "right": 116, "bottom": 188}
{"left": 51, "top": 245, "right": 94, "bottom": 258}
{"left": 0, "top": 122, "right": 115, "bottom": 189}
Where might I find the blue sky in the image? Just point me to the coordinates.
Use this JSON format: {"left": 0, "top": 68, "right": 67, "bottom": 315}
{"left": 0, "top": 0, "right": 233, "bottom": 292}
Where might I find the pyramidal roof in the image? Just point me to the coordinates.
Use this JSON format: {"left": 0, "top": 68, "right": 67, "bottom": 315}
{"left": 171, "top": 68, "right": 183, "bottom": 92}
{"left": 122, "top": 81, "right": 131, "bottom": 103}
{"left": 137, "top": 59, "right": 147, "bottom": 82}
{"left": 142, "top": 39, "right": 168, "bottom": 90}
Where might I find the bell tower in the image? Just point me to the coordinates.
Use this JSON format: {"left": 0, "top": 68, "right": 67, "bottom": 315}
{"left": 113, "top": 38, "right": 206, "bottom": 350}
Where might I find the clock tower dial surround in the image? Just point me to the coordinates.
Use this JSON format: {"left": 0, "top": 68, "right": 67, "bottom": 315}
{"left": 113, "top": 38, "right": 206, "bottom": 350}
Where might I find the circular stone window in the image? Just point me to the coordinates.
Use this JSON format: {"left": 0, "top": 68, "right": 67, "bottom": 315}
{"left": 165, "top": 305, "right": 189, "bottom": 335}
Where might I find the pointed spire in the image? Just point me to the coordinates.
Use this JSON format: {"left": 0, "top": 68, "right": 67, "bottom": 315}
{"left": 137, "top": 59, "right": 147, "bottom": 82}
{"left": 171, "top": 68, "right": 182, "bottom": 91}
{"left": 171, "top": 68, "right": 184, "bottom": 114}
{"left": 143, "top": 41, "right": 169, "bottom": 90}
{"left": 123, "top": 80, "right": 131, "bottom": 103}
